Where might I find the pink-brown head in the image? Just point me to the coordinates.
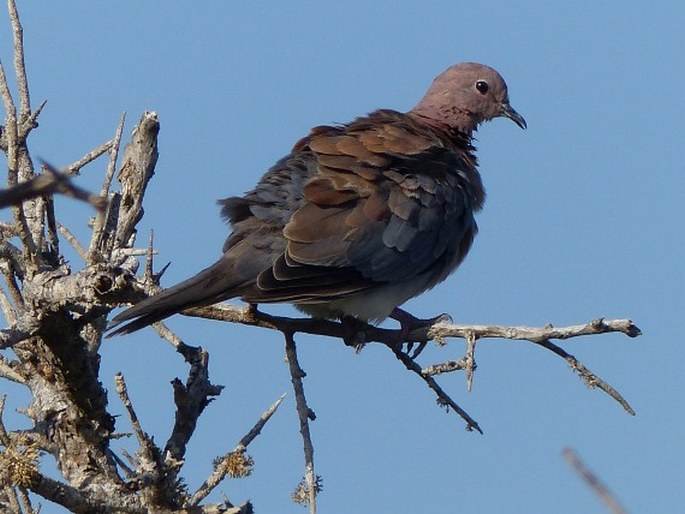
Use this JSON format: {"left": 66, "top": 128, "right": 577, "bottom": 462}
{"left": 411, "top": 62, "right": 526, "bottom": 134}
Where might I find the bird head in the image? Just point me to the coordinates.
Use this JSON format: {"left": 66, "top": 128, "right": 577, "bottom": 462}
{"left": 411, "top": 62, "right": 526, "bottom": 134}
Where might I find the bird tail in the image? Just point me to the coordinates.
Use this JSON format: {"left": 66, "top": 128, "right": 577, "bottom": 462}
{"left": 107, "top": 259, "right": 241, "bottom": 336}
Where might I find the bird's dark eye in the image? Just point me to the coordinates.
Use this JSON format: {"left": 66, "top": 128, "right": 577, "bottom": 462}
{"left": 475, "top": 80, "right": 489, "bottom": 94}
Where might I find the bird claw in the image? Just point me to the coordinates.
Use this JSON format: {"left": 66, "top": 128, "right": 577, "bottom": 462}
{"left": 340, "top": 315, "right": 369, "bottom": 351}
{"left": 390, "top": 308, "right": 451, "bottom": 344}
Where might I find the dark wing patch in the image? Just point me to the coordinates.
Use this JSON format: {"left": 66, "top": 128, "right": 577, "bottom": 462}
{"left": 248, "top": 109, "right": 482, "bottom": 303}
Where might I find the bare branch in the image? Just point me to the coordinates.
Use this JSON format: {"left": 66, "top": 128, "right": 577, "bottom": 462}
{"left": 18, "top": 99, "right": 45, "bottom": 140}
{"left": 0, "top": 40, "right": 17, "bottom": 147}
{"left": 563, "top": 447, "right": 627, "bottom": 514}
{"left": 114, "top": 372, "right": 159, "bottom": 469}
{"left": 530, "top": 337, "right": 635, "bottom": 415}
{"left": 391, "top": 344, "right": 483, "bottom": 433}
{"left": 188, "top": 394, "right": 285, "bottom": 507}
{"left": 422, "top": 357, "right": 468, "bottom": 376}
{"left": 284, "top": 332, "right": 318, "bottom": 513}
{"left": 145, "top": 229, "right": 155, "bottom": 281}
{"left": 56, "top": 222, "right": 87, "bottom": 260}
{"left": 1, "top": 264, "right": 24, "bottom": 314}
{"left": 465, "top": 331, "right": 476, "bottom": 392}
{"left": 237, "top": 394, "right": 286, "bottom": 450}
{"left": 102, "top": 113, "right": 127, "bottom": 196}
{"left": 163, "top": 340, "right": 224, "bottom": 468}
{"left": 427, "top": 318, "right": 642, "bottom": 343}
{"left": 176, "top": 304, "right": 640, "bottom": 417}
{"left": 87, "top": 113, "right": 126, "bottom": 261}
{"left": 0, "top": 284, "right": 17, "bottom": 325}
{"left": 0, "top": 163, "right": 107, "bottom": 211}
{"left": 0, "top": 354, "right": 24, "bottom": 383}
{"left": 185, "top": 305, "right": 641, "bottom": 345}
{"left": 0, "top": 37, "right": 35, "bottom": 257}
{"left": 16, "top": 487, "right": 35, "bottom": 514}
{"left": 65, "top": 137, "right": 115, "bottom": 176}
{"left": 31, "top": 472, "right": 144, "bottom": 514}
{"left": 0, "top": 312, "right": 38, "bottom": 349}
{"left": 7, "top": 0, "right": 29, "bottom": 121}
{"left": 112, "top": 111, "right": 159, "bottom": 248}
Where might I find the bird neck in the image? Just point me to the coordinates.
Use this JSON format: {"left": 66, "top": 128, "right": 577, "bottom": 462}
{"left": 409, "top": 105, "right": 478, "bottom": 136}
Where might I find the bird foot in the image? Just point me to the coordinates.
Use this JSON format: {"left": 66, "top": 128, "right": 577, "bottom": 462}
{"left": 340, "top": 315, "right": 370, "bottom": 352}
{"left": 390, "top": 307, "right": 452, "bottom": 345}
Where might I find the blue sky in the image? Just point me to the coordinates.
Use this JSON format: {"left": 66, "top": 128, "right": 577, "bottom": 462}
{"left": 1, "top": 1, "right": 683, "bottom": 512}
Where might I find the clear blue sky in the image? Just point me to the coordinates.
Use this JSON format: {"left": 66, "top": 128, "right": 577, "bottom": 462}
{"left": 1, "top": 2, "right": 683, "bottom": 513}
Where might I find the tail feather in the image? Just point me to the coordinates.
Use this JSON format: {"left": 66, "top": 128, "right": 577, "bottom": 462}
{"left": 107, "top": 259, "right": 242, "bottom": 336}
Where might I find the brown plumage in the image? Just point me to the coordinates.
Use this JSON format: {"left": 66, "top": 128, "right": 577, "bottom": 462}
{"left": 108, "top": 62, "right": 526, "bottom": 336}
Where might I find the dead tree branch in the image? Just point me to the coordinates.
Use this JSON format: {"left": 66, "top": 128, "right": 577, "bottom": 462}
{"left": 188, "top": 394, "right": 284, "bottom": 507}
{"left": 0, "top": 163, "right": 108, "bottom": 210}
{"left": 176, "top": 304, "right": 640, "bottom": 425}
{"left": 563, "top": 447, "right": 628, "bottom": 514}
{"left": 284, "top": 332, "right": 319, "bottom": 513}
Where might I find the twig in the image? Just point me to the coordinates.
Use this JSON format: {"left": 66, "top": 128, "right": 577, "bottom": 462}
{"left": 0, "top": 46, "right": 18, "bottom": 184}
{"left": 44, "top": 188, "right": 59, "bottom": 255}
{"left": 284, "top": 332, "right": 317, "bottom": 513}
{"left": 112, "top": 111, "right": 159, "bottom": 248}
{"left": 7, "top": 0, "right": 30, "bottom": 122}
{"left": 422, "top": 358, "right": 468, "bottom": 376}
{"left": 530, "top": 337, "right": 635, "bottom": 415}
{"left": 0, "top": 31, "right": 35, "bottom": 258}
{"left": 0, "top": 239, "right": 25, "bottom": 281}
{"left": 0, "top": 312, "right": 39, "bottom": 349}
{"left": 0, "top": 396, "right": 21, "bottom": 514}
{"left": 0, "top": 283, "right": 17, "bottom": 325}
{"left": 0, "top": 354, "right": 25, "bottom": 383}
{"left": 187, "top": 305, "right": 640, "bottom": 345}
{"left": 17, "top": 488, "right": 35, "bottom": 514}
{"left": 87, "top": 113, "right": 125, "bottom": 261}
{"left": 18, "top": 98, "right": 45, "bottom": 140}
{"left": 188, "top": 394, "right": 286, "bottom": 507}
{"left": 145, "top": 230, "right": 155, "bottom": 281}
{"left": 563, "top": 447, "right": 628, "bottom": 514}
{"left": 178, "top": 304, "right": 640, "bottom": 417}
{"left": 111, "top": 451, "right": 135, "bottom": 478}
{"left": 163, "top": 341, "right": 224, "bottom": 466}
{"left": 0, "top": 395, "right": 36, "bottom": 514}
{"left": 428, "top": 318, "right": 642, "bottom": 343}
{"left": 390, "top": 344, "right": 483, "bottom": 433}
{"left": 101, "top": 113, "right": 126, "bottom": 198}
{"left": 0, "top": 394, "right": 10, "bottom": 444}
{"left": 30, "top": 473, "right": 141, "bottom": 514}
{"left": 1, "top": 264, "right": 24, "bottom": 314}
{"left": 465, "top": 331, "right": 477, "bottom": 392}
{"left": 65, "top": 138, "right": 115, "bottom": 176}
{"left": 236, "top": 393, "right": 286, "bottom": 449}
{"left": 114, "top": 372, "right": 160, "bottom": 470}
{"left": 0, "top": 163, "right": 107, "bottom": 211}
{"left": 56, "top": 223, "right": 87, "bottom": 260}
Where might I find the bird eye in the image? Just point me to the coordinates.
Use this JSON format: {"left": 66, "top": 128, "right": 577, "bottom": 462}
{"left": 475, "top": 80, "right": 489, "bottom": 94}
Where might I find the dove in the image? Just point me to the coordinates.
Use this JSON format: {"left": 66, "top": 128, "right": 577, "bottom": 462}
{"left": 108, "top": 62, "right": 526, "bottom": 336}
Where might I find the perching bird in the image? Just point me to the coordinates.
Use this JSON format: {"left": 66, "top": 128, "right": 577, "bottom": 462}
{"left": 109, "top": 62, "right": 526, "bottom": 336}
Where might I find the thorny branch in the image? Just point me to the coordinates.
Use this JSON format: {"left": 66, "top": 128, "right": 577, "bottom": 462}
{"left": 0, "top": 163, "right": 108, "bottom": 211}
{"left": 0, "top": 2, "right": 269, "bottom": 506}
{"left": 284, "top": 332, "right": 319, "bottom": 513}
{"left": 188, "top": 394, "right": 285, "bottom": 507}
{"left": 178, "top": 304, "right": 640, "bottom": 426}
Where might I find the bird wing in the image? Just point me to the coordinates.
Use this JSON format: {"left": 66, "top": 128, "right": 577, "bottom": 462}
{"left": 245, "top": 110, "right": 482, "bottom": 304}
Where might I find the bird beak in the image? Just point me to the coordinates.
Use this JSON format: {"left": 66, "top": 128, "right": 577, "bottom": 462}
{"left": 500, "top": 102, "right": 527, "bottom": 129}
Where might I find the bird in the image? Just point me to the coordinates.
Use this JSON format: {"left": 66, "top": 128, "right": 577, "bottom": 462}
{"left": 108, "top": 62, "right": 526, "bottom": 337}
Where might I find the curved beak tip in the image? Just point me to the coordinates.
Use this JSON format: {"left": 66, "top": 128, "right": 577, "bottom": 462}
{"left": 501, "top": 104, "right": 527, "bottom": 130}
